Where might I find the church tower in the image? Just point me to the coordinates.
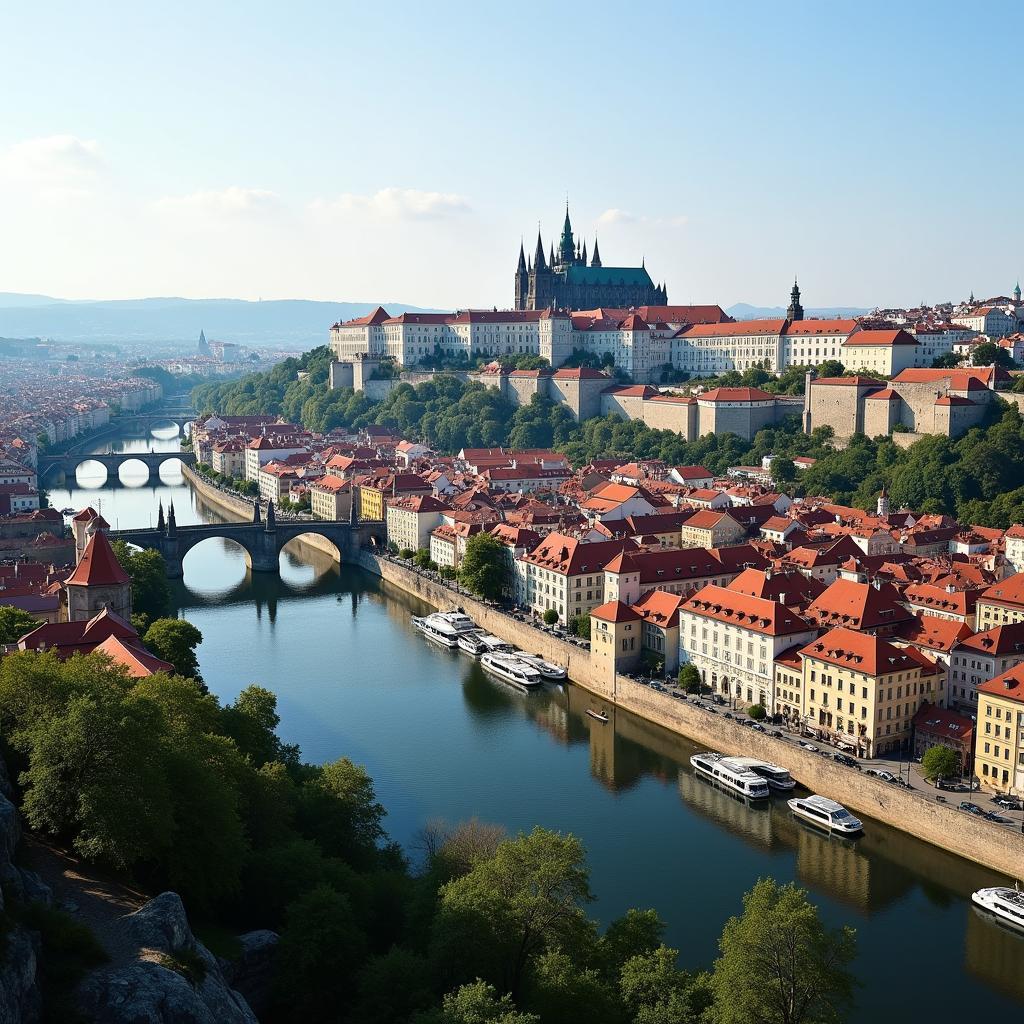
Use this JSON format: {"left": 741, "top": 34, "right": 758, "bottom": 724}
{"left": 1014, "top": 281, "right": 1022, "bottom": 305}
{"left": 61, "top": 524, "right": 132, "bottom": 623}
{"left": 787, "top": 278, "right": 804, "bottom": 321}
{"left": 557, "top": 204, "right": 575, "bottom": 270}
{"left": 527, "top": 231, "right": 553, "bottom": 310}
{"left": 514, "top": 241, "right": 529, "bottom": 309}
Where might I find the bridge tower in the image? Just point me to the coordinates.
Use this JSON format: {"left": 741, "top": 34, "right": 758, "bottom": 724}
{"left": 61, "top": 528, "right": 132, "bottom": 623}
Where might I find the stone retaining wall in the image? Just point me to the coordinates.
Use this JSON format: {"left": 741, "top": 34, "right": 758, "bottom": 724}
{"left": 360, "top": 550, "right": 1024, "bottom": 878}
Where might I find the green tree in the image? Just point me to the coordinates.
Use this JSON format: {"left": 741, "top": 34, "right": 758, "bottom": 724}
{"left": 542, "top": 608, "right": 559, "bottom": 626}
{"left": 414, "top": 548, "right": 435, "bottom": 570}
{"left": 921, "top": 744, "right": 959, "bottom": 781}
{"left": 747, "top": 704, "right": 766, "bottom": 721}
{"left": 272, "top": 885, "right": 368, "bottom": 1022}
{"left": 711, "top": 878, "right": 856, "bottom": 1024}
{"left": 771, "top": 456, "right": 796, "bottom": 484}
{"left": 620, "top": 946, "right": 713, "bottom": 1024}
{"left": 459, "top": 533, "right": 507, "bottom": 601}
{"left": 678, "top": 664, "right": 703, "bottom": 693}
{"left": 415, "top": 981, "right": 539, "bottom": 1024}
{"left": 431, "top": 827, "right": 593, "bottom": 999}
{"left": 972, "top": 341, "right": 1014, "bottom": 368}
{"left": 220, "top": 685, "right": 299, "bottom": 768}
{"left": 143, "top": 618, "right": 204, "bottom": 681}
{"left": 0, "top": 606, "right": 40, "bottom": 645}
{"left": 932, "top": 352, "right": 961, "bottom": 369}
{"left": 111, "top": 541, "right": 171, "bottom": 623}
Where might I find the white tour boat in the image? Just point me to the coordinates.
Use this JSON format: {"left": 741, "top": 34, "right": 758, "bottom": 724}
{"left": 456, "top": 631, "right": 487, "bottom": 656}
{"left": 480, "top": 652, "right": 543, "bottom": 691}
{"left": 787, "top": 794, "right": 863, "bottom": 835}
{"left": 689, "top": 752, "right": 770, "bottom": 799}
{"left": 727, "top": 756, "right": 796, "bottom": 791}
{"left": 972, "top": 886, "right": 1024, "bottom": 930}
{"left": 514, "top": 653, "right": 567, "bottom": 681}
{"left": 477, "top": 633, "right": 515, "bottom": 654}
{"left": 411, "top": 611, "right": 477, "bottom": 648}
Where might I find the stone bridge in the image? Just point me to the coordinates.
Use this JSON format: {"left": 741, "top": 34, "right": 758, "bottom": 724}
{"left": 110, "top": 504, "right": 385, "bottom": 578}
{"left": 39, "top": 449, "right": 196, "bottom": 484}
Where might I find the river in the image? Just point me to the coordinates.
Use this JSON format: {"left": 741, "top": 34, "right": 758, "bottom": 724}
{"left": 45, "top": 426, "right": 1024, "bottom": 1021}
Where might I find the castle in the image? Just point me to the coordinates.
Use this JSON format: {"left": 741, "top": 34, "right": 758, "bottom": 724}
{"left": 514, "top": 206, "right": 666, "bottom": 311}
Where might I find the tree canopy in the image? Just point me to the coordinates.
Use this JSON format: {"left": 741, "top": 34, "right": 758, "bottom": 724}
{"left": 459, "top": 533, "right": 508, "bottom": 601}
{"left": 0, "top": 605, "right": 40, "bottom": 645}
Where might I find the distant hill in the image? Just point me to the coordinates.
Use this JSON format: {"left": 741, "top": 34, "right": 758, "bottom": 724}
{"left": 727, "top": 302, "right": 872, "bottom": 320}
{"left": 0, "top": 295, "right": 442, "bottom": 348}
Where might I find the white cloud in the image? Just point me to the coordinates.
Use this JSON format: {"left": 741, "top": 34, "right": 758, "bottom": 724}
{"left": 154, "top": 186, "right": 282, "bottom": 217}
{"left": 0, "top": 135, "right": 104, "bottom": 202}
{"left": 598, "top": 208, "right": 688, "bottom": 229}
{"left": 312, "top": 186, "right": 471, "bottom": 221}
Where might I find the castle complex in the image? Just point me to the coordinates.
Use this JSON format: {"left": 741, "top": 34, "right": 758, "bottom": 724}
{"left": 514, "top": 206, "right": 666, "bottom": 311}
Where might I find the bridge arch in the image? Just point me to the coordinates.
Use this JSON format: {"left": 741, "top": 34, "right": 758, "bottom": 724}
{"left": 277, "top": 530, "right": 345, "bottom": 580}
{"left": 72, "top": 458, "right": 110, "bottom": 488}
{"left": 116, "top": 457, "right": 154, "bottom": 486}
{"left": 180, "top": 533, "right": 259, "bottom": 591}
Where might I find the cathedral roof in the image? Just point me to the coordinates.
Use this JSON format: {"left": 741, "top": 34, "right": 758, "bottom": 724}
{"left": 563, "top": 265, "right": 655, "bottom": 287}
{"left": 65, "top": 529, "right": 130, "bottom": 588}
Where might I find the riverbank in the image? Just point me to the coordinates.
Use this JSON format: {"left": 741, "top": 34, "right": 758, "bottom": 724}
{"left": 180, "top": 465, "right": 1024, "bottom": 879}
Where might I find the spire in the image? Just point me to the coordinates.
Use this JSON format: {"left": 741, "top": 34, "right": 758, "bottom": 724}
{"left": 549, "top": 242, "right": 556, "bottom": 267}
{"left": 265, "top": 499, "right": 276, "bottom": 532}
{"left": 156, "top": 500, "right": 165, "bottom": 534}
{"left": 558, "top": 203, "right": 575, "bottom": 266}
{"left": 252, "top": 499, "right": 261, "bottom": 525}
{"left": 533, "top": 230, "right": 547, "bottom": 272}
{"left": 167, "top": 501, "right": 177, "bottom": 538}
{"left": 591, "top": 237, "right": 602, "bottom": 268}
{"left": 581, "top": 240, "right": 587, "bottom": 266}
{"left": 516, "top": 240, "right": 527, "bottom": 273}
{"left": 787, "top": 277, "right": 804, "bottom": 322}
{"left": 1015, "top": 281, "right": 1021, "bottom": 303}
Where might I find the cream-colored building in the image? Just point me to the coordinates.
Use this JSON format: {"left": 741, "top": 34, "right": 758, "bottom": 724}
{"left": 590, "top": 600, "right": 643, "bottom": 681}
{"left": 678, "top": 584, "right": 818, "bottom": 709}
{"left": 310, "top": 475, "right": 351, "bottom": 520}
{"left": 976, "top": 573, "right": 1024, "bottom": 628}
{"left": 1004, "top": 525, "right": 1024, "bottom": 575}
{"left": 386, "top": 494, "right": 449, "bottom": 552}
{"left": 839, "top": 329, "right": 921, "bottom": 376}
{"left": 797, "top": 627, "right": 939, "bottom": 757}
{"left": 975, "top": 668, "right": 1024, "bottom": 794}
{"left": 520, "top": 534, "right": 628, "bottom": 622}
{"left": 679, "top": 510, "right": 746, "bottom": 549}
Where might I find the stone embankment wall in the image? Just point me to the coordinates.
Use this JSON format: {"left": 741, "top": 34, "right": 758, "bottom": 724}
{"left": 360, "top": 550, "right": 1024, "bottom": 879}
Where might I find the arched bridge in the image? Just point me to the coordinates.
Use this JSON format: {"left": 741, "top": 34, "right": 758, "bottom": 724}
{"left": 110, "top": 512, "right": 385, "bottom": 578}
{"left": 38, "top": 449, "right": 196, "bottom": 484}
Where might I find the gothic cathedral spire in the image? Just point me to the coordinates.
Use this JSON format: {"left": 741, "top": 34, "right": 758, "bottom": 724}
{"left": 591, "top": 237, "right": 602, "bottom": 268}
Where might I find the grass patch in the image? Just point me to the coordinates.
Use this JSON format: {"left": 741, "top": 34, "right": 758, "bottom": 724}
{"left": 193, "top": 922, "right": 243, "bottom": 960}
{"left": 13, "top": 902, "right": 108, "bottom": 1024}
{"left": 157, "top": 944, "right": 208, "bottom": 988}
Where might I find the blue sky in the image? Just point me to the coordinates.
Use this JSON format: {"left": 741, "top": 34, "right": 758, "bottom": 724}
{"left": 1, "top": 1, "right": 1020, "bottom": 309}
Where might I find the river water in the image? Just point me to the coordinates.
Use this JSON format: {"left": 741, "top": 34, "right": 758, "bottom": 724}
{"left": 45, "top": 428, "right": 1024, "bottom": 1020}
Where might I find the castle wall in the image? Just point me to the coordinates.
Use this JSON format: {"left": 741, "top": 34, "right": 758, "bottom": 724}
{"left": 637, "top": 399, "right": 696, "bottom": 438}
{"left": 805, "top": 383, "right": 868, "bottom": 438}
{"left": 863, "top": 399, "right": 900, "bottom": 438}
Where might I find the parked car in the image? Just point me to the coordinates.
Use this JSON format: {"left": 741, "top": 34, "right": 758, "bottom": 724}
{"left": 770, "top": 730, "right": 785, "bottom": 739}
{"left": 706, "top": 706, "right": 718, "bottom": 715}
{"left": 799, "top": 740, "right": 819, "bottom": 752}
{"left": 724, "top": 712, "right": 734, "bottom": 720}
{"left": 959, "top": 801, "right": 984, "bottom": 816}
{"left": 711, "top": 694, "right": 726, "bottom": 706}
{"left": 865, "top": 768, "right": 896, "bottom": 783}
{"left": 832, "top": 752, "right": 860, "bottom": 769}
{"left": 993, "top": 795, "right": 1022, "bottom": 810}
{"left": 984, "top": 811, "right": 1013, "bottom": 824}
{"left": 751, "top": 723, "right": 766, "bottom": 733}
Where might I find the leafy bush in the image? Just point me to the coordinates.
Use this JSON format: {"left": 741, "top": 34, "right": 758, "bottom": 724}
{"left": 922, "top": 744, "right": 959, "bottom": 781}
{"left": 157, "top": 945, "right": 208, "bottom": 987}
{"left": 542, "top": 609, "right": 559, "bottom": 625}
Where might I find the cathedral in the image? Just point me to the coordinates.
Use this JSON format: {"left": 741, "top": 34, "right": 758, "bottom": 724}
{"left": 514, "top": 206, "right": 667, "bottom": 311}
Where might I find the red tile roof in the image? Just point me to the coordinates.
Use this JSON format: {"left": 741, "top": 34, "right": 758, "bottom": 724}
{"left": 800, "top": 627, "right": 920, "bottom": 676}
{"left": 591, "top": 599, "right": 642, "bottom": 623}
{"left": 697, "top": 387, "right": 775, "bottom": 403}
{"left": 978, "top": 667, "right": 1024, "bottom": 703}
{"left": 805, "top": 579, "right": 913, "bottom": 631}
{"left": 682, "top": 584, "right": 813, "bottom": 637}
{"left": 843, "top": 328, "right": 917, "bottom": 347}
{"left": 65, "top": 530, "right": 129, "bottom": 588}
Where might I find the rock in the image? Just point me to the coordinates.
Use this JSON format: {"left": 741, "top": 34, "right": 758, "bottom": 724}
{"left": 0, "top": 791, "right": 20, "bottom": 870}
{"left": 0, "top": 758, "right": 12, "bottom": 800}
{"left": 0, "top": 927, "right": 41, "bottom": 1024}
{"left": 77, "top": 892, "right": 259, "bottom": 1024}
{"left": 220, "top": 930, "right": 278, "bottom": 1019}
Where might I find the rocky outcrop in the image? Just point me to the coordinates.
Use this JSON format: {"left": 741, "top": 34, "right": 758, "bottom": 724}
{"left": 77, "top": 892, "right": 260, "bottom": 1024}
{"left": 220, "top": 930, "right": 279, "bottom": 1020}
{"left": 0, "top": 786, "right": 44, "bottom": 1024}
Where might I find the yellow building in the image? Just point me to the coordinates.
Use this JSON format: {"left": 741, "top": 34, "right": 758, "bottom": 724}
{"left": 976, "top": 573, "right": 1024, "bottom": 628}
{"left": 797, "top": 626, "right": 940, "bottom": 758}
{"left": 310, "top": 475, "right": 351, "bottom": 521}
{"left": 590, "top": 600, "right": 643, "bottom": 682}
{"left": 679, "top": 509, "right": 746, "bottom": 549}
{"left": 975, "top": 669, "right": 1024, "bottom": 794}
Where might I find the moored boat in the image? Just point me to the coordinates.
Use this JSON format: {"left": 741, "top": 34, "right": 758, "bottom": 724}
{"left": 457, "top": 630, "right": 487, "bottom": 656}
{"left": 787, "top": 794, "right": 863, "bottom": 835}
{"left": 726, "top": 756, "right": 796, "bottom": 791}
{"left": 480, "top": 652, "right": 543, "bottom": 691}
{"left": 972, "top": 886, "right": 1024, "bottom": 930}
{"left": 689, "top": 752, "right": 770, "bottom": 799}
{"left": 514, "top": 653, "right": 567, "bottom": 680}
{"left": 412, "top": 611, "right": 477, "bottom": 648}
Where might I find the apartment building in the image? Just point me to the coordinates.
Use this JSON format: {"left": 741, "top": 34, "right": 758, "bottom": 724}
{"left": 976, "top": 574, "right": 1024, "bottom": 628}
{"left": 975, "top": 668, "right": 1024, "bottom": 794}
{"left": 677, "top": 584, "right": 818, "bottom": 709}
{"left": 521, "top": 534, "right": 629, "bottom": 622}
{"left": 386, "top": 494, "right": 449, "bottom": 552}
{"left": 948, "top": 622, "right": 1024, "bottom": 715}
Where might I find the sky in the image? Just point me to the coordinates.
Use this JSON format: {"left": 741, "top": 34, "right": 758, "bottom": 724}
{"left": 1, "top": 1, "right": 1021, "bottom": 311}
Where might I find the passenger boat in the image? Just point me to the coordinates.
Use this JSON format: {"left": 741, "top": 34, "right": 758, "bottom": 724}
{"left": 726, "top": 756, "right": 796, "bottom": 791}
{"left": 689, "top": 752, "right": 770, "bottom": 799}
{"left": 787, "top": 794, "right": 863, "bottom": 835}
{"left": 411, "top": 611, "right": 477, "bottom": 648}
{"left": 456, "top": 631, "right": 487, "bottom": 656}
{"left": 480, "top": 652, "right": 543, "bottom": 690}
{"left": 514, "top": 653, "right": 567, "bottom": 681}
{"left": 586, "top": 709, "right": 609, "bottom": 723}
{"left": 477, "top": 633, "right": 514, "bottom": 654}
{"left": 972, "top": 886, "right": 1024, "bottom": 930}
